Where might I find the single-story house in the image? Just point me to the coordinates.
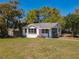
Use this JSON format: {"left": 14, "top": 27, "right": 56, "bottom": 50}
{"left": 22, "top": 23, "right": 61, "bottom": 38}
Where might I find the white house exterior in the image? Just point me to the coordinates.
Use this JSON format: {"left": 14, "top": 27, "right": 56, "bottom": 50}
{"left": 22, "top": 23, "right": 61, "bottom": 38}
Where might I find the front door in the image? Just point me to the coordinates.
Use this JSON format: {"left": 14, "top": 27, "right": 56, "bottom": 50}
{"left": 51, "top": 28, "right": 58, "bottom": 38}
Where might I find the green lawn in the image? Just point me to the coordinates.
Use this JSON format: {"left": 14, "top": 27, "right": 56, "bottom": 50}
{"left": 0, "top": 38, "right": 79, "bottom": 59}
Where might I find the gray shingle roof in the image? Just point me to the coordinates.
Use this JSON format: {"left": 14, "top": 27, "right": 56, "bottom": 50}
{"left": 28, "top": 23, "right": 58, "bottom": 29}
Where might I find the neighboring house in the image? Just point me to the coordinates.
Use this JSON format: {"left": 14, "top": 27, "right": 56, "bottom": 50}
{"left": 23, "top": 23, "right": 61, "bottom": 38}
{"left": 8, "top": 28, "right": 21, "bottom": 37}
{"left": 8, "top": 28, "right": 14, "bottom": 37}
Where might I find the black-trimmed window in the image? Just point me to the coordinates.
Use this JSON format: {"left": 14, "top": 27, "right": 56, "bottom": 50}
{"left": 42, "top": 29, "right": 49, "bottom": 33}
{"left": 29, "top": 28, "right": 36, "bottom": 34}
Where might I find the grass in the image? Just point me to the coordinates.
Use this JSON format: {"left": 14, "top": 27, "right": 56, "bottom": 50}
{"left": 0, "top": 38, "right": 79, "bottom": 59}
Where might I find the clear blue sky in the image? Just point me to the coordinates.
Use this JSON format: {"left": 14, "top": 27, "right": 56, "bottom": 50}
{"left": 0, "top": 0, "right": 79, "bottom": 16}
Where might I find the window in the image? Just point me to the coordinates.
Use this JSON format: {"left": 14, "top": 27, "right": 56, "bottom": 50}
{"left": 52, "top": 28, "right": 57, "bottom": 33}
{"left": 42, "top": 29, "right": 49, "bottom": 33}
{"left": 25, "top": 29, "right": 27, "bottom": 33}
{"left": 29, "top": 28, "right": 36, "bottom": 34}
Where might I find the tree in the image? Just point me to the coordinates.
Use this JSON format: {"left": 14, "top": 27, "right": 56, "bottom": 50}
{"left": 73, "top": 8, "right": 79, "bottom": 15}
{"left": 40, "top": 7, "right": 65, "bottom": 29}
{"left": 25, "top": 9, "right": 41, "bottom": 24}
{"left": 25, "top": 7, "right": 65, "bottom": 29}
{"left": 65, "top": 14, "right": 79, "bottom": 37}
{"left": 0, "top": 16, "right": 7, "bottom": 37}
{"left": 0, "top": 0, "right": 22, "bottom": 37}
{"left": 65, "top": 8, "right": 79, "bottom": 37}
{"left": 25, "top": 10, "right": 36, "bottom": 24}
{"left": 0, "top": 3, "right": 22, "bottom": 27}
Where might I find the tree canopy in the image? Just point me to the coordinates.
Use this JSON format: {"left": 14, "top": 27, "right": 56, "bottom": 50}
{"left": 25, "top": 7, "right": 65, "bottom": 29}
{"left": 65, "top": 9, "right": 79, "bottom": 37}
{"left": 0, "top": 0, "right": 22, "bottom": 37}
